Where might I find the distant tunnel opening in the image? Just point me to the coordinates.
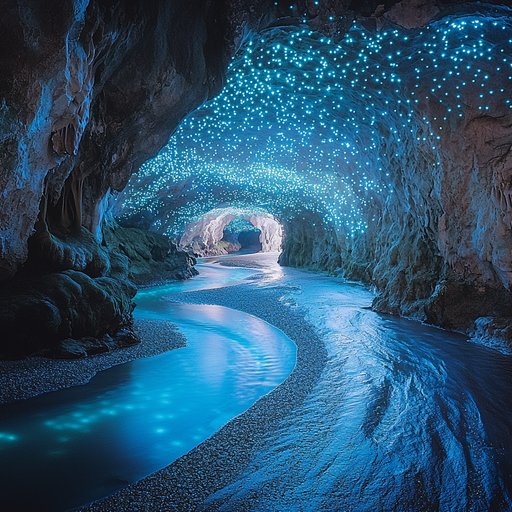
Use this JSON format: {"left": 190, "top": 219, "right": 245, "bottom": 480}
{"left": 222, "top": 217, "right": 262, "bottom": 254}
{"left": 177, "top": 209, "right": 283, "bottom": 257}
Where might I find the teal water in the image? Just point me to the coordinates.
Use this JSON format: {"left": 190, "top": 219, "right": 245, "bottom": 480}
{"left": 0, "top": 262, "right": 296, "bottom": 512}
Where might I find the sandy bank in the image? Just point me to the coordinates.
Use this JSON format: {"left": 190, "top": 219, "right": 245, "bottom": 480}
{"left": 0, "top": 318, "right": 186, "bottom": 404}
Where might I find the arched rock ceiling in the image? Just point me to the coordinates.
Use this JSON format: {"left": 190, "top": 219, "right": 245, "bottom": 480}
{"left": 177, "top": 207, "right": 283, "bottom": 255}
{"left": 0, "top": 0, "right": 505, "bottom": 280}
{"left": 1, "top": 0, "right": 512, "bottom": 347}
{"left": 119, "top": 3, "right": 512, "bottom": 336}
{"left": 122, "top": 5, "right": 512, "bottom": 242}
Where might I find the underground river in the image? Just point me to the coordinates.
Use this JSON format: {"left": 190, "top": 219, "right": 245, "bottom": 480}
{"left": 0, "top": 260, "right": 296, "bottom": 512}
{"left": 3, "top": 253, "right": 512, "bottom": 511}
{"left": 189, "top": 255, "right": 512, "bottom": 511}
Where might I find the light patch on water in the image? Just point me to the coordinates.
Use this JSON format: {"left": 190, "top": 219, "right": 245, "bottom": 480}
{"left": 0, "top": 261, "right": 296, "bottom": 512}
{"left": 0, "top": 432, "right": 17, "bottom": 444}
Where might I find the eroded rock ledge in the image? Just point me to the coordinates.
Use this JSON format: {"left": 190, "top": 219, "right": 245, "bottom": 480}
{"left": 0, "top": 221, "right": 195, "bottom": 358}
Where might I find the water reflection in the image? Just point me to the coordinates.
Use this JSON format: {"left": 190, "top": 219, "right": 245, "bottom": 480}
{"left": 205, "top": 268, "right": 512, "bottom": 511}
{"left": 0, "top": 263, "right": 296, "bottom": 512}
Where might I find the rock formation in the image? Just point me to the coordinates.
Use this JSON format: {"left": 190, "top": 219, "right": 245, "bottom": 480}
{"left": 122, "top": 1, "right": 512, "bottom": 347}
{"left": 178, "top": 211, "right": 282, "bottom": 256}
{"left": 0, "top": 0, "right": 253, "bottom": 356}
{"left": 104, "top": 222, "right": 197, "bottom": 286}
{"left": 1, "top": 0, "right": 512, "bottom": 355}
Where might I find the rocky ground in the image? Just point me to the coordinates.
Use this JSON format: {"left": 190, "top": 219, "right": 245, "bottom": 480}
{"left": 0, "top": 318, "right": 186, "bottom": 404}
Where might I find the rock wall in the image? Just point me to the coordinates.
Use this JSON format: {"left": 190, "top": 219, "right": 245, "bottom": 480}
{"left": 0, "top": 223, "right": 138, "bottom": 358}
{"left": 1, "top": 0, "right": 511, "bottom": 355}
{"left": 2, "top": 0, "right": 490, "bottom": 280}
{"left": 279, "top": 212, "right": 342, "bottom": 274}
{"left": 246, "top": 215, "right": 283, "bottom": 253}
{"left": 370, "top": 20, "right": 512, "bottom": 339}
{"left": 0, "top": 0, "right": 254, "bottom": 356}
{"left": 0, "top": 0, "right": 238, "bottom": 279}
{"left": 279, "top": 13, "right": 512, "bottom": 342}
{"left": 104, "top": 222, "right": 198, "bottom": 286}
{"left": 0, "top": 219, "right": 195, "bottom": 358}
{"left": 281, "top": 123, "right": 512, "bottom": 343}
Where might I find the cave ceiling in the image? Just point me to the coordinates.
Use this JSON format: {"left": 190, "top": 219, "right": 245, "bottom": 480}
{"left": 120, "top": 3, "right": 512, "bottom": 241}
{"left": 0, "top": 0, "right": 510, "bottom": 279}
{"left": 1, "top": 1, "right": 512, "bottom": 348}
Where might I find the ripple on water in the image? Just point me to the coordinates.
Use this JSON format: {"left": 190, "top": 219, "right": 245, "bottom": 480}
{"left": 0, "top": 263, "right": 296, "bottom": 512}
{"left": 198, "top": 266, "right": 512, "bottom": 511}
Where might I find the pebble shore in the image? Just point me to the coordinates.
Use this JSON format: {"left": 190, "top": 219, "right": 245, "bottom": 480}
{"left": 0, "top": 318, "right": 186, "bottom": 404}
{"left": 76, "top": 277, "right": 327, "bottom": 512}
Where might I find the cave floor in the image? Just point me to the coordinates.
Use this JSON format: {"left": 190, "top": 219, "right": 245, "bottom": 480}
{"left": 77, "top": 252, "right": 512, "bottom": 512}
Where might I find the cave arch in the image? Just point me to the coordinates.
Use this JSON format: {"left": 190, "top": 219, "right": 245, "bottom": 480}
{"left": 178, "top": 208, "right": 283, "bottom": 256}
{"left": 120, "top": 4, "right": 512, "bottom": 338}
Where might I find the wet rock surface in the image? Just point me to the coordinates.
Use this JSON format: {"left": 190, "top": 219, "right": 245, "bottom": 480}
{"left": 0, "top": 220, "right": 195, "bottom": 358}
{"left": 0, "top": 268, "right": 137, "bottom": 358}
{"left": 104, "top": 222, "right": 198, "bottom": 286}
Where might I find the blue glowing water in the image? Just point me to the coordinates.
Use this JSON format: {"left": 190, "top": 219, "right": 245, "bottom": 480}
{"left": 3, "top": 256, "right": 512, "bottom": 511}
{"left": 0, "top": 262, "right": 296, "bottom": 512}
{"left": 203, "top": 263, "right": 512, "bottom": 511}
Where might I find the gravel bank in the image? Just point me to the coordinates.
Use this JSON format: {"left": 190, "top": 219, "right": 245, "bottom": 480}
{"left": 76, "top": 279, "right": 327, "bottom": 512}
{"left": 0, "top": 318, "right": 186, "bottom": 404}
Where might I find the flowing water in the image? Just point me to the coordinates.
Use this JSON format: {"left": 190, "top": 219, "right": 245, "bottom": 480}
{"left": 203, "top": 261, "right": 512, "bottom": 511}
{"left": 0, "top": 262, "right": 296, "bottom": 512}
{"left": 2, "top": 254, "right": 512, "bottom": 512}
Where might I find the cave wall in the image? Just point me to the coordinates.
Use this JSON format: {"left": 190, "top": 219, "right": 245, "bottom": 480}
{"left": 179, "top": 212, "right": 238, "bottom": 256}
{"left": 2, "top": 0, "right": 512, "bottom": 354}
{"left": 0, "top": 0, "right": 235, "bottom": 280}
{"left": 369, "top": 111, "right": 512, "bottom": 334}
{"left": 1, "top": 0, "right": 494, "bottom": 280}
{"left": 104, "top": 221, "right": 197, "bottom": 286}
{"left": 278, "top": 10, "right": 512, "bottom": 339}
{"left": 246, "top": 214, "right": 283, "bottom": 252}
{"left": 279, "top": 212, "right": 342, "bottom": 273}
{"left": 0, "top": 0, "right": 271, "bottom": 356}
{"left": 371, "top": 17, "right": 512, "bottom": 336}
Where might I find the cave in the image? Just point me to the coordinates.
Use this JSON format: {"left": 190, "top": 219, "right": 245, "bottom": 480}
{"left": 2, "top": 1, "right": 512, "bottom": 510}
{"left": 220, "top": 217, "right": 262, "bottom": 254}
{"left": 174, "top": 209, "right": 282, "bottom": 255}
{"left": 236, "top": 226, "right": 263, "bottom": 252}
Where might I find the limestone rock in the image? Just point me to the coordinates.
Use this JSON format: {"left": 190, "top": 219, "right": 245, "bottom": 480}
{"left": 179, "top": 212, "right": 282, "bottom": 256}
{"left": 104, "top": 222, "right": 198, "bottom": 286}
{"left": 41, "top": 337, "right": 110, "bottom": 359}
{"left": 0, "top": 270, "right": 136, "bottom": 358}
{"left": 470, "top": 316, "right": 512, "bottom": 354}
{"left": 385, "top": 0, "right": 440, "bottom": 29}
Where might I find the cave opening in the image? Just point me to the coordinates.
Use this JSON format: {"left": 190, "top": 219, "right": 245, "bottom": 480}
{"left": 175, "top": 207, "right": 283, "bottom": 256}
{"left": 225, "top": 218, "right": 263, "bottom": 254}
